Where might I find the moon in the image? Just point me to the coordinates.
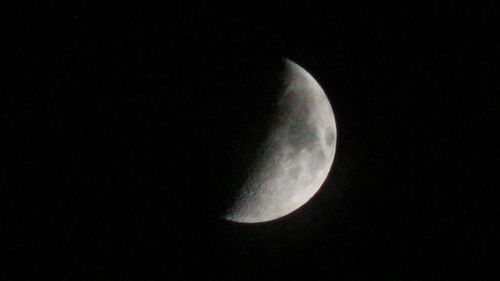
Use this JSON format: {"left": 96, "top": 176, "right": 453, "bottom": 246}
{"left": 224, "top": 59, "right": 337, "bottom": 223}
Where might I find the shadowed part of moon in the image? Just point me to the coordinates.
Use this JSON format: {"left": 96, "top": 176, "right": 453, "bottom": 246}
{"left": 225, "top": 58, "right": 337, "bottom": 223}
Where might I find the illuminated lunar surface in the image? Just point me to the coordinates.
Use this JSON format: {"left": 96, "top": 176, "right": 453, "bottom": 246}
{"left": 225, "top": 59, "right": 337, "bottom": 223}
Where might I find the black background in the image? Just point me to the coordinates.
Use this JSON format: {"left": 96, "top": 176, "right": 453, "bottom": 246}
{"left": 3, "top": 3, "right": 498, "bottom": 280}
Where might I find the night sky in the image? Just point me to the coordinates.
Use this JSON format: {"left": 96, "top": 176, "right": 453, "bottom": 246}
{"left": 3, "top": 3, "right": 498, "bottom": 280}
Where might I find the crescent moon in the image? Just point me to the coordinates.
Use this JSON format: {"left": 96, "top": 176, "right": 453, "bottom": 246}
{"left": 224, "top": 59, "right": 337, "bottom": 223}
